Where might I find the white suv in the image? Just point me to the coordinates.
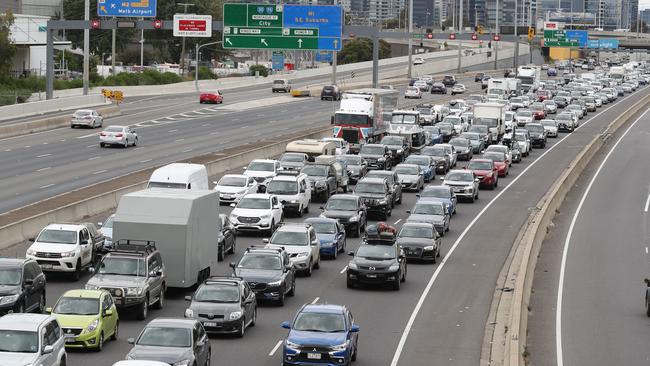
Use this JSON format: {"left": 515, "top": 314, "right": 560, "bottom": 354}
{"left": 26, "top": 223, "right": 97, "bottom": 280}
{"left": 243, "top": 159, "right": 280, "bottom": 188}
{"left": 264, "top": 223, "right": 321, "bottom": 276}
{"left": 0, "top": 313, "right": 67, "bottom": 366}
{"left": 266, "top": 172, "right": 312, "bottom": 217}
{"left": 229, "top": 193, "right": 284, "bottom": 235}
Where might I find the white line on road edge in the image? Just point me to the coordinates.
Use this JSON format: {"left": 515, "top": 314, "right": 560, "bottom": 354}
{"left": 182, "top": 149, "right": 193, "bottom": 153}
{"left": 394, "top": 219, "right": 402, "bottom": 225}
{"left": 76, "top": 133, "right": 99, "bottom": 139}
{"left": 389, "top": 98, "right": 627, "bottom": 366}
{"left": 87, "top": 156, "right": 100, "bottom": 161}
{"left": 92, "top": 169, "right": 108, "bottom": 175}
{"left": 139, "top": 159, "right": 152, "bottom": 163}
{"left": 339, "top": 266, "right": 348, "bottom": 274}
{"left": 36, "top": 167, "right": 51, "bottom": 172}
{"left": 86, "top": 144, "right": 95, "bottom": 148}
{"left": 168, "top": 129, "right": 178, "bottom": 133}
{"left": 555, "top": 108, "right": 650, "bottom": 366}
{"left": 268, "top": 340, "right": 283, "bottom": 356}
{"left": 39, "top": 184, "right": 54, "bottom": 189}
{"left": 36, "top": 153, "right": 52, "bottom": 158}
{"left": 646, "top": 247, "right": 648, "bottom": 254}
{"left": 644, "top": 185, "right": 650, "bottom": 212}
{"left": 312, "top": 297, "right": 320, "bottom": 304}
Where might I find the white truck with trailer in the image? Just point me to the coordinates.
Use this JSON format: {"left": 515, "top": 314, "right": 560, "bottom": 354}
{"left": 112, "top": 188, "right": 219, "bottom": 288}
{"left": 473, "top": 103, "right": 506, "bottom": 142}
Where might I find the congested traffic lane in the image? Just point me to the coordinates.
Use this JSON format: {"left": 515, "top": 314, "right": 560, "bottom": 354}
{"left": 0, "top": 72, "right": 492, "bottom": 214}
{"left": 526, "top": 108, "right": 650, "bottom": 366}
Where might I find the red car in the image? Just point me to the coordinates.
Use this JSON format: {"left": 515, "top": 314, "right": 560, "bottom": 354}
{"left": 536, "top": 90, "right": 552, "bottom": 101}
{"left": 482, "top": 151, "right": 509, "bottom": 177}
{"left": 466, "top": 158, "right": 498, "bottom": 189}
{"left": 199, "top": 91, "right": 223, "bottom": 104}
{"left": 530, "top": 103, "right": 546, "bottom": 120}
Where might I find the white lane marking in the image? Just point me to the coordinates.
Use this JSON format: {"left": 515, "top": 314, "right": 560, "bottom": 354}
{"left": 202, "top": 123, "right": 210, "bottom": 126}
{"left": 92, "top": 169, "right": 108, "bottom": 175}
{"left": 390, "top": 96, "right": 628, "bottom": 366}
{"left": 175, "top": 139, "right": 185, "bottom": 142}
{"left": 556, "top": 108, "right": 650, "bottom": 366}
{"left": 268, "top": 340, "right": 283, "bottom": 356}
{"left": 133, "top": 147, "right": 144, "bottom": 151}
{"left": 168, "top": 129, "right": 178, "bottom": 133}
{"left": 339, "top": 266, "right": 348, "bottom": 274}
{"left": 36, "top": 153, "right": 52, "bottom": 158}
{"left": 210, "top": 131, "right": 219, "bottom": 135}
{"left": 39, "top": 184, "right": 54, "bottom": 189}
{"left": 644, "top": 186, "right": 650, "bottom": 212}
{"left": 312, "top": 297, "right": 320, "bottom": 304}
{"left": 394, "top": 219, "right": 402, "bottom": 225}
{"left": 139, "top": 159, "right": 152, "bottom": 163}
{"left": 646, "top": 247, "right": 649, "bottom": 254}
{"left": 42, "top": 142, "right": 48, "bottom": 145}
{"left": 232, "top": 118, "right": 240, "bottom": 122}
{"left": 281, "top": 109, "right": 288, "bottom": 113}
{"left": 182, "top": 149, "right": 193, "bottom": 153}
{"left": 59, "top": 139, "right": 66, "bottom": 142}
{"left": 36, "top": 167, "right": 51, "bottom": 172}
{"left": 3, "top": 149, "right": 10, "bottom": 151}
{"left": 87, "top": 144, "right": 95, "bottom": 148}
{"left": 87, "top": 156, "right": 101, "bottom": 161}
{"left": 24, "top": 145, "right": 30, "bottom": 148}
{"left": 240, "top": 126, "right": 248, "bottom": 129}
{"left": 76, "top": 132, "right": 99, "bottom": 139}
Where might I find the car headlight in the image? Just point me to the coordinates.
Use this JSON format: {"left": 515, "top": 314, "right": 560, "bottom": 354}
{"left": 172, "top": 360, "right": 191, "bottom": 366}
{"left": 316, "top": 181, "right": 326, "bottom": 187}
{"left": 296, "top": 252, "right": 309, "bottom": 258}
{"left": 0, "top": 294, "right": 19, "bottom": 305}
{"left": 286, "top": 340, "right": 300, "bottom": 350}
{"left": 126, "top": 287, "right": 144, "bottom": 296}
{"left": 347, "top": 261, "right": 358, "bottom": 270}
{"left": 229, "top": 214, "right": 238, "bottom": 221}
{"left": 321, "top": 241, "right": 334, "bottom": 247}
{"left": 268, "top": 279, "right": 283, "bottom": 286}
{"left": 379, "top": 199, "right": 388, "bottom": 205}
{"left": 229, "top": 311, "right": 243, "bottom": 320}
{"left": 184, "top": 308, "right": 194, "bottom": 318}
{"left": 86, "top": 319, "right": 99, "bottom": 333}
{"left": 26, "top": 248, "right": 35, "bottom": 256}
{"left": 61, "top": 250, "right": 77, "bottom": 258}
{"left": 388, "top": 263, "right": 400, "bottom": 271}
{"left": 331, "top": 340, "right": 350, "bottom": 352}
{"left": 397, "top": 149, "right": 403, "bottom": 154}
{"left": 349, "top": 215, "right": 359, "bottom": 222}
{"left": 85, "top": 284, "right": 100, "bottom": 290}
{"left": 423, "top": 246, "right": 435, "bottom": 251}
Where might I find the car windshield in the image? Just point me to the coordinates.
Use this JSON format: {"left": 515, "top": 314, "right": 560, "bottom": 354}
{"left": 526, "top": 125, "right": 544, "bottom": 133}
{"left": 194, "top": 284, "right": 240, "bottom": 303}
{"left": 293, "top": 312, "right": 346, "bottom": 332}
{"left": 517, "top": 111, "right": 532, "bottom": 117}
{"left": 237, "top": 197, "right": 270, "bottom": 209}
{"left": 395, "top": 165, "right": 419, "bottom": 175}
{"left": 417, "top": 108, "right": 432, "bottom": 115}
{"left": 437, "top": 123, "right": 453, "bottom": 132}
{"left": 557, "top": 115, "right": 572, "bottom": 121}
{"left": 391, "top": 114, "right": 417, "bottom": 124}
{"left": 474, "top": 118, "right": 498, "bottom": 128}
{"left": 97, "top": 257, "right": 146, "bottom": 276}
{"left": 446, "top": 172, "right": 473, "bottom": 181}
{"left": 280, "top": 154, "right": 305, "bottom": 162}
{"left": 355, "top": 182, "right": 385, "bottom": 194}
{"left": 137, "top": 327, "right": 191, "bottom": 348}
{"left": 442, "top": 117, "right": 460, "bottom": 125}
{"left": 36, "top": 229, "right": 77, "bottom": 244}
{"left": 0, "top": 268, "right": 21, "bottom": 285}
{"left": 484, "top": 152, "right": 505, "bottom": 162}
{"left": 271, "top": 231, "right": 309, "bottom": 246}
{"left": 360, "top": 145, "right": 385, "bottom": 155}
{"left": 421, "top": 186, "right": 450, "bottom": 198}
{"left": 407, "top": 87, "right": 419, "bottom": 92}
{"left": 399, "top": 225, "right": 435, "bottom": 238}
{"left": 381, "top": 136, "right": 403, "bottom": 145}
{"left": 413, "top": 203, "right": 444, "bottom": 215}
{"left": 73, "top": 110, "right": 92, "bottom": 117}
{"left": 326, "top": 198, "right": 357, "bottom": 211}
{"left": 273, "top": 80, "right": 286, "bottom": 85}
{"left": 219, "top": 176, "right": 247, "bottom": 187}
{"left": 468, "top": 161, "right": 493, "bottom": 170}
{"left": 104, "top": 126, "right": 123, "bottom": 133}
{"left": 422, "top": 147, "right": 446, "bottom": 157}
{"left": 511, "top": 98, "right": 523, "bottom": 104}
{"left": 405, "top": 156, "right": 429, "bottom": 166}
{"left": 469, "top": 126, "right": 488, "bottom": 133}
{"left": 449, "top": 139, "right": 468, "bottom": 147}
{"left": 355, "top": 245, "right": 395, "bottom": 260}
{"left": 54, "top": 297, "right": 99, "bottom": 315}
{"left": 338, "top": 156, "right": 361, "bottom": 165}
{"left": 238, "top": 254, "right": 282, "bottom": 270}
{"left": 310, "top": 222, "right": 337, "bottom": 234}
{"left": 461, "top": 133, "right": 479, "bottom": 141}
{"left": 515, "top": 134, "right": 527, "bottom": 141}
{"left": 301, "top": 166, "right": 328, "bottom": 177}
{"left": 267, "top": 181, "right": 298, "bottom": 195}
{"left": 0, "top": 330, "right": 38, "bottom": 353}
{"left": 247, "top": 161, "right": 275, "bottom": 172}
{"left": 543, "top": 100, "right": 555, "bottom": 105}
{"left": 541, "top": 121, "right": 556, "bottom": 127}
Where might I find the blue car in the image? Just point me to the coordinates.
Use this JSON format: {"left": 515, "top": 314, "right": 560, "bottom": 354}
{"left": 304, "top": 217, "right": 347, "bottom": 259}
{"left": 404, "top": 155, "right": 435, "bottom": 182}
{"left": 418, "top": 185, "right": 457, "bottom": 215}
{"left": 281, "top": 304, "right": 360, "bottom": 366}
{"left": 425, "top": 126, "right": 444, "bottom": 145}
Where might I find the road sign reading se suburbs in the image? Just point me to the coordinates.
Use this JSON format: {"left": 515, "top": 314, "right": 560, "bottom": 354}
{"left": 222, "top": 3, "right": 342, "bottom": 51}
{"left": 97, "top": 0, "right": 157, "bottom": 18}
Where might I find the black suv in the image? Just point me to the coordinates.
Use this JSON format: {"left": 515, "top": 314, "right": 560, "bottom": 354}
{"left": 359, "top": 144, "right": 393, "bottom": 170}
{"left": 0, "top": 258, "right": 46, "bottom": 315}
{"left": 354, "top": 177, "right": 393, "bottom": 220}
{"left": 430, "top": 82, "right": 447, "bottom": 94}
{"left": 346, "top": 233, "right": 407, "bottom": 290}
{"left": 320, "top": 85, "right": 341, "bottom": 101}
{"left": 230, "top": 246, "right": 296, "bottom": 306}
{"left": 523, "top": 123, "right": 547, "bottom": 148}
{"left": 365, "top": 170, "right": 403, "bottom": 207}
{"left": 380, "top": 135, "right": 410, "bottom": 163}
{"left": 321, "top": 194, "right": 367, "bottom": 237}
{"left": 184, "top": 276, "right": 257, "bottom": 337}
{"left": 301, "top": 163, "right": 339, "bottom": 202}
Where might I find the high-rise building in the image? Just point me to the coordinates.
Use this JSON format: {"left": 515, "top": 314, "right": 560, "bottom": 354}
{"left": 1, "top": 0, "right": 61, "bottom": 17}
{"left": 641, "top": 8, "right": 650, "bottom": 25}
{"left": 413, "top": 0, "right": 435, "bottom": 27}
{"left": 367, "top": 0, "right": 405, "bottom": 21}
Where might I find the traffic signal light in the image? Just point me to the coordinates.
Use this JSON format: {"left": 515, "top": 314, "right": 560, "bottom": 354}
{"left": 528, "top": 27, "right": 535, "bottom": 41}
{"left": 477, "top": 25, "right": 484, "bottom": 35}
{"left": 488, "top": 41, "right": 492, "bottom": 48}
{"left": 426, "top": 33, "right": 433, "bottom": 39}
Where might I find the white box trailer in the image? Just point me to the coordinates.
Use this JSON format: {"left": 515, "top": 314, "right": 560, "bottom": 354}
{"left": 112, "top": 188, "right": 219, "bottom": 288}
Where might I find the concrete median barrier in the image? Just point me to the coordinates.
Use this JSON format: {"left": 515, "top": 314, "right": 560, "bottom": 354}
{"left": 0, "top": 104, "right": 121, "bottom": 139}
{"left": 0, "top": 94, "right": 111, "bottom": 122}
{"left": 485, "top": 93, "right": 650, "bottom": 366}
{"left": 0, "top": 126, "right": 331, "bottom": 251}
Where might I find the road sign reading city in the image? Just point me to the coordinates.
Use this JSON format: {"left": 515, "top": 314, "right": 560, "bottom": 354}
{"left": 222, "top": 3, "right": 342, "bottom": 51}
{"left": 97, "top": 0, "right": 157, "bottom": 18}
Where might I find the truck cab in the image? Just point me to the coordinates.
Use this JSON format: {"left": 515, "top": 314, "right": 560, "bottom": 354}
{"left": 388, "top": 110, "right": 426, "bottom": 149}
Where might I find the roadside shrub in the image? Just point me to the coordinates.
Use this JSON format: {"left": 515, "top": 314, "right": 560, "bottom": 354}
{"left": 249, "top": 64, "right": 269, "bottom": 77}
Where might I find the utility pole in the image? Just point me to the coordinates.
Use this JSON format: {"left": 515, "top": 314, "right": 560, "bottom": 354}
{"left": 332, "top": 0, "right": 338, "bottom": 84}
{"left": 513, "top": 0, "right": 519, "bottom": 69}
{"left": 140, "top": 17, "right": 144, "bottom": 69}
{"left": 528, "top": 0, "right": 533, "bottom": 64}
{"left": 494, "top": 0, "right": 499, "bottom": 69}
{"left": 83, "top": 0, "right": 89, "bottom": 95}
{"left": 178, "top": 3, "right": 194, "bottom": 76}
{"left": 407, "top": 0, "right": 414, "bottom": 78}
{"left": 195, "top": 41, "right": 222, "bottom": 91}
{"left": 457, "top": 0, "right": 463, "bottom": 73}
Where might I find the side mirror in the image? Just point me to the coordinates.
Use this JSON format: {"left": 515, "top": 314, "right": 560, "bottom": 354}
{"left": 350, "top": 324, "right": 360, "bottom": 332}
{"left": 42, "top": 345, "right": 54, "bottom": 355}
{"left": 45, "top": 307, "right": 52, "bottom": 314}
{"left": 242, "top": 166, "right": 247, "bottom": 170}
{"left": 440, "top": 177, "right": 445, "bottom": 181}
{"left": 406, "top": 210, "right": 411, "bottom": 214}
{"left": 185, "top": 295, "right": 192, "bottom": 301}
{"left": 104, "top": 309, "right": 113, "bottom": 317}
{"left": 475, "top": 178, "right": 480, "bottom": 182}
{"left": 81, "top": 240, "right": 89, "bottom": 245}
{"left": 28, "top": 238, "right": 35, "bottom": 242}
{"left": 196, "top": 339, "right": 206, "bottom": 347}
{"left": 88, "top": 266, "right": 96, "bottom": 273}
{"left": 262, "top": 238, "right": 270, "bottom": 244}
{"left": 127, "top": 338, "right": 135, "bottom": 344}
{"left": 23, "top": 278, "right": 34, "bottom": 286}
{"left": 281, "top": 321, "right": 291, "bottom": 329}
{"left": 229, "top": 262, "right": 236, "bottom": 269}
{"left": 156, "top": 269, "right": 163, "bottom": 277}
{"left": 285, "top": 264, "right": 293, "bottom": 271}
{"left": 319, "top": 206, "right": 325, "bottom": 210}
{"left": 97, "top": 222, "right": 103, "bottom": 227}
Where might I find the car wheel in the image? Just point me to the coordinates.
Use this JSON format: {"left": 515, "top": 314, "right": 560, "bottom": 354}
{"left": 205, "top": 351, "right": 211, "bottom": 366}
{"left": 137, "top": 296, "right": 148, "bottom": 320}
{"left": 288, "top": 279, "right": 296, "bottom": 296}
{"left": 237, "top": 319, "right": 246, "bottom": 338}
{"left": 347, "top": 278, "right": 355, "bottom": 289}
{"left": 332, "top": 247, "right": 338, "bottom": 259}
{"left": 354, "top": 224, "right": 361, "bottom": 238}
{"left": 60, "top": 355, "right": 67, "bottom": 366}
{"left": 38, "top": 291, "right": 46, "bottom": 313}
{"left": 71, "top": 260, "right": 81, "bottom": 281}
{"left": 99, "top": 142, "right": 105, "bottom": 148}
{"left": 392, "top": 277, "right": 401, "bottom": 291}
{"left": 341, "top": 238, "right": 347, "bottom": 253}
{"left": 218, "top": 244, "right": 224, "bottom": 261}
{"left": 297, "top": 204, "right": 304, "bottom": 218}
{"left": 268, "top": 220, "right": 276, "bottom": 236}
{"left": 646, "top": 295, "right": 650, "bottom": 317}
{"left": 401, "top": 266, "right": 407, "bottom": 282}
{"left": 277, "top": 291, "right": 285, "bottom": 306}
{"left": 96, "top": 332, "right": 104, "bottom": 352}
{"left": 154, "top": 286, "right": 165, "bottom": 309}
{"left": 251, "top": 307, "right": 257, "bottom": 326}
{"left": 133, "top": 137, "right": 138, "bottom": 147}
{"left": 123, "top": 139, "right": 128, "bottom": 148}
{"left": 112, "top": 321, "right": 119, "bottom": 340}
{"left": 314, "top": 255, "right": 320, "bottom": 269}
{"left": 305, "top": 259, "right": 313, "bottom": 277}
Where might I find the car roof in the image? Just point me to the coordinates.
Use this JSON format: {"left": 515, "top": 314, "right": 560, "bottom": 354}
{"left": 357, "top": 177, "right": 386, "bottom": 184}
{"left": 249, "top": 159, "right": 277, "bottom": 164}
{"left": 272, "top": 175, "right": 303, "bottom": 182}
{"left": 42, "top": 223, "right": 84, "bottom": 231}
{"left": 275, "top": 223, "right": 310, "bottom": 233}
{"left": 470, "top": 158, "right": 493, "bottom": 163}
{"left": 400, "top": 221, "right": 435, "bottom": 229}
{"left": 366, "top": 170, "right": 393, "bottom": 176}
{"left": 203, "top": 276, "right": 244, "bottom": 286}
{"left": 0, "top": 257, "right": 29, "bottom": 268}
{"left": 395, "top": 163, "right": 419, "bottom": 169}
{"left": 147, "top": 318, "right": 198, "bottom": 328}
{"left": 0, "top": 313, "right": 53, "bottom": 331}
{"left": 241, "top": 193, "right": 272, "bottom": 199}
{"left": 304, "top": 217, "right": 338, "bottom": 224}
{"left": 220, "top": 174, "right": 248, "bottom": 180}
{"left": 416, "top": 198, "right": 445, "bottom": 206}
{"left": 62, "top": 289, "right": 105, "bottom": 299}
{"left": 329, "top": 194, "right": 358, "bottom": 200}
{"left": 300, "top": 303, "right": 346, "bottom": 314}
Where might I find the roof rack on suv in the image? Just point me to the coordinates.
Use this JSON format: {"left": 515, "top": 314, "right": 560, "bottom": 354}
{"left": 205, "top": 276, "right": 244, "bottom": 284}
{"left": 276, "top": 170, "right": 301, "bottom": 176}
{"left": 277, "top": 222, "right": 312, "bottom": 228}
{"left": 109, "top": 240, "right": 157, "bottom": 256}
{"left": 245, "top": 245, "right": 285, "bottom": 253}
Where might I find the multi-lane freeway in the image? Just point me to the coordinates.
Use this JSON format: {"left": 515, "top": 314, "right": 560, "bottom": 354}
{"left": 1, "top": 61, "right": 646, "bottom": 366}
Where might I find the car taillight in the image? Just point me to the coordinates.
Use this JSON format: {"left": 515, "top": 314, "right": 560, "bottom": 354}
{"left": 100, "top": 132, "right": 106, "bottom": 136}
{"left": 115, "top": 133, "right": 123, "bottom": 137}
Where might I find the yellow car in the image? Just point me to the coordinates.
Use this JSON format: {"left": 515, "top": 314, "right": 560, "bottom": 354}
{"left": 47, "top": 289, "right": 119, "bottom": 351}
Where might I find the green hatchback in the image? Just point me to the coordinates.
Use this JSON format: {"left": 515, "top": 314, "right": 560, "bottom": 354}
{"left": 48, "top": 289, "right": 119, "bottom": 351}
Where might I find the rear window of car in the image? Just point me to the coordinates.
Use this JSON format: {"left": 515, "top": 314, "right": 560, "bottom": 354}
{"left": 105, "top": 126, "right": 123, "bottom": 132}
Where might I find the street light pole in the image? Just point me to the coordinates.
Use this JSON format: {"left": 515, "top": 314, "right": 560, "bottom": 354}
{"left": 195, "top": 41, "right": 223, "bottom": 91}
{"left": 178, "top": 3, "right": 195, "bottom": 76}
{"left": 83, "top": 0, "right": 89, "bottom": 95}
{"left": 494, "top": 0, "right": 499, "bottom": 69}
{"left": 457, "top": 0, "right": 463, "bottom": 73}
{"left": 407, "top": 0, "right": 414, "bottom": 79}
{"left": 513, "top": 0, "right": 519, "bottom": 69}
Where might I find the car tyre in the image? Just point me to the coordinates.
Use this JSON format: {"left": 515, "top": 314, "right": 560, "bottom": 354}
{"left": 154, "top": 286, "right": 165, "bottom": 309}
{"left": 96, "top": 332, "right": 104, "bottom": 352}
{"left": 332, "top": 247, "right": 338, "bottom": 259}
{"left": 277, "top": 291, "right": 285, "bottom": 306}
{"left": 38, "top": 291, "right": 46, "bottom": 313}
{"left": 305, "top": 259, "right": 313, "bottom": 277}
{"left": 392, "top": 277, "right": 401, "bottom": 291}
{"left": 133, "top": 137, "right": 138, "bottom": 147}
{"left": 218, "top": 244, "right": 225, "bottom": 261}
{"left": 71, "top": 260, "right": 81, "bottom": 281}
{"left": 288, "top": 279, "right": 296, "bottom": 296}
{"left": 123, "top": 139, "right": 128, "bottom": 148}
{"left": 314, "top": 255, "right": 320, "bottom": 269}
{"left": 137, "top": 296, "right": 148, "bottom": 320}
{"left": 347, "top": 278, "right": 355, "bottom": 289}
{"left": 237, "top": 319, "right": 246, "bottom": 338}
{"left": 100, "top": 143, "right": 105, "bottom": 148}
{"left": 251, "top": 307, "right": 257, "bottom": 326}
{"left": 112, "top": 321, "right": 119, "bottom": 340}
{"left": 205, "top": 351, "right": 211, "bottom": 366}
{"left": 297, "top": 204, "right": 304, "bottom": 218}
{"left": 645, "top": 295, "right": 650, "bottom": 317}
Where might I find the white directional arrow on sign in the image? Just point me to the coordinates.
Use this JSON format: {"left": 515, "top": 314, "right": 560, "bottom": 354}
{"left": 298, "top": 39, "right": 303, "bottom": 48}
{"left": 333, "top": 39, "right": 339, "bottom": 49}
{"left": 261, "top": 38, "right": 269, "bottom": 46}
{"left": 225, "top": 38, "right": 233, "bottom": 46}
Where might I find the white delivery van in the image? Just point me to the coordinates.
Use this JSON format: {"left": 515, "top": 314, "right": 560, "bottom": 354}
{"left": 147, "top": 163, "right": 209, "bottom": 190}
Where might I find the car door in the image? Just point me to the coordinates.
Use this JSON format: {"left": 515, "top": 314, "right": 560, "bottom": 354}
{"left": 79, "top": 229, "right": 93, "bottom": 265}
{"left": 336, "top": 222, "right": 346, "bottom": 250}
{"left": 192, "top": 325, "right": 208, "bottom": 365}
{"left": 247, "top": 177, "right": 257, "bottom": 195}
{"left": 148, "top": 254, "right": 164, "bottom": 299}
{"left": 242, "top": 282, "right": 255, "bottom": 321}
{"left": 102, "top": 294, "right": 117, "bottom": 336}
{"left": 22, "top": 263, "right": 38, "bottom": 310}
{"left": 347, "top": 310, "right": 359, "bottom": 349}
{"left": 223, "top": 216, "right": 235, "bottom": 252}
{"left": 271, "top": 196, "right": 282, "bottom": 222}
{"left": 40, "top": 321, "right": 59, "bottom": 366}
{"left": 30, "top": 262, "right": 46, "bottom": 307}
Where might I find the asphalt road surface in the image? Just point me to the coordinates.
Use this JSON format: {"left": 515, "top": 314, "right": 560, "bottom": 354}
{"left": 1, "top": 83, "right": 645, "bottom": 366}
{"left": 527, "top": 107, "right": 650, "bottom": 366}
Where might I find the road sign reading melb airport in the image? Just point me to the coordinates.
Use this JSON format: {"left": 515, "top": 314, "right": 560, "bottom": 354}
{"left": 97, "top": 0, "right": 157, "bottom": 17}
{"left": 222, "top": 3, "right": 343, "bottom": 51}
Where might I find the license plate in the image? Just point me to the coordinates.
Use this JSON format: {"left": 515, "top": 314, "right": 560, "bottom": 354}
{"left": 203, "top": 322, "right": 217, "bottom": 327}
{"left": 307, "top": 353, "right": 322, "bottom": 360}
{"left": 41, "top": 264, "right": 53, "bottom": 269}
{"left": 366, "top": 274, "right": 377, "bottom": 278}
{"left": 64, "top": 337, "right": 76, "bottom": 343}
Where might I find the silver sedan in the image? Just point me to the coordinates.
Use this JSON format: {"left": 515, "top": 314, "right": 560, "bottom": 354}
{"left": 99, "top": 125, "right": 139, "bottom": 148}
{"left": 71, "top": 109, "right": 103, "bottom": 128}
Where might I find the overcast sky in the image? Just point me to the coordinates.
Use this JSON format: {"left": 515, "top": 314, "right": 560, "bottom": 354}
{"left": 642, "top": 0, "right": 650, "bottom": 10}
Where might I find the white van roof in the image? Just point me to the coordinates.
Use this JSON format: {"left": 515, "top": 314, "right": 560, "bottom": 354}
{"left": 286, "top": 139, "right": 335, "bottom": 154}
{"left": 149, "top": 163, "right": 206, "bottom": 183}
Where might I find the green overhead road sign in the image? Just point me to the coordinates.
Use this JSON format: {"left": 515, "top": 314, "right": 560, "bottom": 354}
{"left": 543, "top": 30, "right": 566, "bottom": 38}
{"left": 222, "top": 3, "right": 342, "bottom": 51}
{"left": 543, "top": 29, "right": 580, "bottom": 47}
